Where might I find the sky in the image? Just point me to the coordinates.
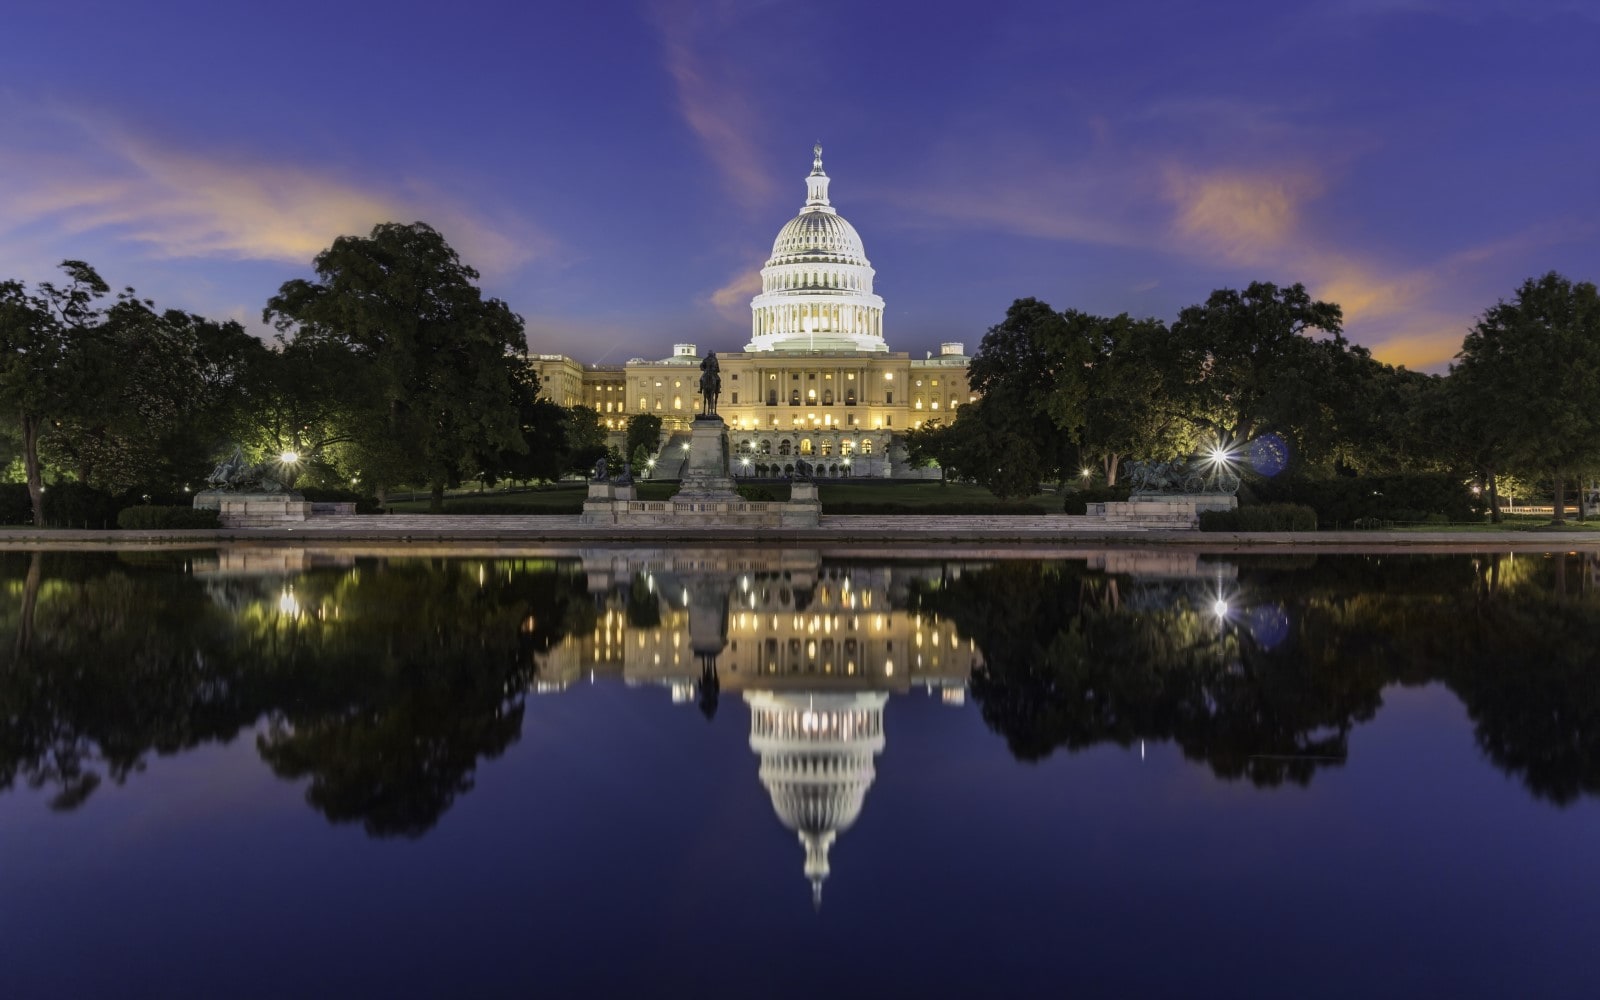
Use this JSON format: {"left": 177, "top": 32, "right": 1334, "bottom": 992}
{"left": 2, "top": 0, "right": 1596, "bottom": 372}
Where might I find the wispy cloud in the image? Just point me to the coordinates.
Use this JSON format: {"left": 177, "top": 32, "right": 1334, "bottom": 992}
{"left": 0, "top": 104, "right": 551, "bottom": 278}
{"left": 650, "top": 0, "right": 776, "bottom": 209}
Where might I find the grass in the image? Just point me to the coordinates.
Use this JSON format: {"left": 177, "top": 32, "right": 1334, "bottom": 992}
{"left": 1390, "top": 513, "right": 1600, "bottom": 532}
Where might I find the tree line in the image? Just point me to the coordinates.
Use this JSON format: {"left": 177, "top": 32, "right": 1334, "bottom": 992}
{"left": 907, "top": 275, "right": 1600, "bottom": 521}
{"left": 0, "top": 222, "right": 645, "bottom": 524}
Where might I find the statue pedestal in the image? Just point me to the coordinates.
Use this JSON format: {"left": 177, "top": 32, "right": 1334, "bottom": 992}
{"left": 1089, "top": 494, "right": 1237, "bottom": 530}
{"left": 580, "top": 416, "right": 820, "bottom": 528}
{"left": 675, "top": 415, "right": 738, "bottom": 499}
{"left": 209, "top": 493, "right": 312, "bottom": 527}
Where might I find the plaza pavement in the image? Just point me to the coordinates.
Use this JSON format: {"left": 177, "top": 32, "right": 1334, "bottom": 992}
{"left": 3, "top": 512, "right": 1599, "bottom": 552}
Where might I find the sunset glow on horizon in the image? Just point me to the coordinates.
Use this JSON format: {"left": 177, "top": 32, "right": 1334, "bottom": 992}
{"left": 2, "top": 0, "right": 1596, "bottom": 371}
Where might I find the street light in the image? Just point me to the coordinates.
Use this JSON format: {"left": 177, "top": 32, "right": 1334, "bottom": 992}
{"left": 279, "top": 450, "right": 300, "bottom": 465}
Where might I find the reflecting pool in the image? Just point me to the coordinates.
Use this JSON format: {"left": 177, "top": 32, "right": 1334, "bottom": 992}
{"left": 3, "top": 545, "right": 1599, "bottom": 998}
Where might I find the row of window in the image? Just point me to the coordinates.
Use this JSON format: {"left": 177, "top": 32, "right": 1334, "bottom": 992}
{"left": 734, "top": 438, "right": 874, "bottom": 456}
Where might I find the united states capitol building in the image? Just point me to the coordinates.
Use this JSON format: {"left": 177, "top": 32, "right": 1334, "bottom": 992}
{"left": 531, "top": 145, "right": 973, "bottom": 478}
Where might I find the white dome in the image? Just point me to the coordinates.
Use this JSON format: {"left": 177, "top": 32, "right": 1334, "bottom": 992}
{"left": 769, "top": 211, "right": 869, "bottom": 266}
{"left": 745, "top": 145, "right": 889, "bottom": 353}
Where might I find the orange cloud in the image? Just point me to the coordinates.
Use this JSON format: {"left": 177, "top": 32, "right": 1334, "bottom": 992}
{"left": 1165, "top": 166, "right": 1321, "bottom": 259}
{"left": 0, "top": 114, "right": 550, "bottom": 276}
{"left": 709, "top": 265, "right": 762, "bottom": 317}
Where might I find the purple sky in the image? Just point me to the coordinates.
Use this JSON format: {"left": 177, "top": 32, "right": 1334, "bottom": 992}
{"left": 2, "top": 0, "right": 1596, "bottom": 371}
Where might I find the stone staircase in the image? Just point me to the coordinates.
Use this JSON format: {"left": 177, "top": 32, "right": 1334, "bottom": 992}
{"left": 650, "top": 431, "right": 692, "bottom": 480}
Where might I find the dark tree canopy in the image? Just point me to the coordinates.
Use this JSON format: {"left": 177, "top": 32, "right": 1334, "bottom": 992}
{"left": 1169, "top": 281, "right": 1345, "bottom": 452}
{"left": 264, "top": 222, "right": 528, "bottom": 510}
{"left": 1451, "top": 272, "right": 1600, "bottom": 523}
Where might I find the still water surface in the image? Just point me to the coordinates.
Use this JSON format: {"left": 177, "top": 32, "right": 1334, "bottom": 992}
{"left": 2, "top": 545, "right": 1599, "bottom": 998}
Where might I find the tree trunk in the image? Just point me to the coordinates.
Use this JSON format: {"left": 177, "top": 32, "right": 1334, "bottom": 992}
{"left": 430, "top": 479, "right": 445, "bottom": 513}
{"left": 14, "top": 550, "right": 41, "bottom": 660}
{"left": 1551, "top": 471, "right": 1567, "bottom": 525}
{"left": 1104, "top": 453, "right": 1120, "bottom": 486}
{"left": 1486, "top": 470, "right": 1501, "bottom": 524}
{"left": 20, "top": 410, "right": 44, "bottom": 528}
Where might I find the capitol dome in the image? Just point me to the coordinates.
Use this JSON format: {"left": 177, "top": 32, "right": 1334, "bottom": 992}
{"left": 745, "top": 145, "right": 889, "bottom": 354}
{"left": 770, "top": 211, "right": 868, "bottom": 263}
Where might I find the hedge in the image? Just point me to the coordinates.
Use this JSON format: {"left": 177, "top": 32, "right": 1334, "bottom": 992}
{"left": 825, "top": 501, "right": 1052, "bottom": 515}
{"left": 298, "top": 487, "right": 382, "bottom": 513}
{"left": 0, "top": 482, "right": 124, "bottom": 528}
{"left": 116, "top": 506, "right": 221, "bottom": 529}
{"left": 1063, "top": 485, "right": 1132, "bottom": 515}
{"left": 1200, "top": 504, "right": 1318, "bottom": 532}
{"left": 1245, "top": 473, "right": 1481, "bottom": 527}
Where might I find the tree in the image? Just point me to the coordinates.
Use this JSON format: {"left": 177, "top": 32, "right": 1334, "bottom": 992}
{"left": 959, "top": 298, "right": 1092, "bottom": 497}
{"left": 626, "top": 413, "right": 663, "bottom": 460}
{"left": 1451, "top": 273, "right": 1600, "bottom": 524}
{"left": 563, "top": 405, "right": 608, "bottom": 476}
{"left": 232, "top": 335, "right": 365, "bottom": 489}
{"left": 264, "top": 222, "right": 528, "bottom": 511}
{"left": 1075, "top": 312, "right": 1199, "bottom": 483}
{"left": 47, "top": 299, "right": 258, "bottom": 493}
{"left": 1169, "top": 281, "right": 1345, "bottom": 461}
{"left": 0, "top": 262, "right": 109, "bottom": 526}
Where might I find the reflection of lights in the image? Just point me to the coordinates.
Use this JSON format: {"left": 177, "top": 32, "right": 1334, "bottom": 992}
{"left": 1212, "top": 598, "right": 1229, "bottom": 618}
{"left": 278, "top": 587, "right": 299, "bottom": 618}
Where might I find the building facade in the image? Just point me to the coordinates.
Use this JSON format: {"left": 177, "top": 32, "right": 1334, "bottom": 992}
{"left": 531, "top": 145, "right": 973, "bottom": 478}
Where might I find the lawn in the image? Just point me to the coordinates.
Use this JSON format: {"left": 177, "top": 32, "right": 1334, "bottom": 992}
{"left": 1390, "top": 513, "right": 1600, "bottom": 532}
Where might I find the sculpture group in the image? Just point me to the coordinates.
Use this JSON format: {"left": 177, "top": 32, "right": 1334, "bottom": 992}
{"left": 207, "top": 446, "right": 291, "bottom": 494}
{"left": 1126, "top": 457, "right": 1240, "bottom": 496}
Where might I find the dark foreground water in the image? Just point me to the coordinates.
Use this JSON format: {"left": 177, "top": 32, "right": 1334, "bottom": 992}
{"left": 3, "top": 545, "right": 1599, "bottom": 999}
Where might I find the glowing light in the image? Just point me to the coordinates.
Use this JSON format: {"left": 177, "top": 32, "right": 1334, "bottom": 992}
{"left": 1213, "top": 598, "right": 1229, "bottom": 618}
{"left": 279, "top": 450, "right": 300, "bottom": 464}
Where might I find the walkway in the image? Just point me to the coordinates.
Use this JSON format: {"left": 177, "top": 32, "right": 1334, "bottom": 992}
{"left": 5, "top": 514, "right": 1600, "bottom": 551}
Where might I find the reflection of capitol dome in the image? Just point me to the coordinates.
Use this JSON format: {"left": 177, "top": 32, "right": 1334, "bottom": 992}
{"left": 745, "top": 145, "right": 889, "bottom": 354}
{"left": 747, "top": 691, "right": 887, "bottom": 908}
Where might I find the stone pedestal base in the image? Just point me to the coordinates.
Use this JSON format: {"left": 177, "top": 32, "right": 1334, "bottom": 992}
{"left": 677, "top": 416, "right": 737, "bottom": 499}
{"left": 212, "top": 493, "right": 312, "bottom": 527}
{"left": 1088, "top": 494, "right": 1237, "bottom": 530}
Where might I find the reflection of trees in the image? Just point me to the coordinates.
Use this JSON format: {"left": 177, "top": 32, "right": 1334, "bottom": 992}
{"left": 0, "top": 553, "right": 594, "bottom": 834}
{"left": 917, "top": 554, "right": 1600, "bottom": 798}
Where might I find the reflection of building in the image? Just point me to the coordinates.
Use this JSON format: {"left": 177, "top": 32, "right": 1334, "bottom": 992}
{"left": 532, "top": 549, "right": 979, "bottom": 696}
{"left": 530, "top": 147, "right": 972, "bottom": 477}
{"left": 531, "top": 549, "right": 973, "bottom": 905}
{"left": 748, "top": 691, "right": 886, "bottom": 908}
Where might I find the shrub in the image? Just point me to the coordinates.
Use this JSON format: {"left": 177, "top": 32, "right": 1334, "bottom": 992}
{"left": 1063, "top": 485, "right": 1131, "bottom": 515}
{"left": 298, "top": 487, "right": 381, "bottom": 513}
{"left": 737, "top": 484, "right": 779, "bottom": 502}
{"left": 1245, "top": 473, "right": 1481, "bottom": 527}
{"left": 44, "top": 483, "right": 120, "bottom": 529}
{"left": 1200, "top": 503, "right": 1317, "bottom": 532}
{"left": 1352, "top": 516, "right": 1387, "bottom": 530}
{"left": 116, "top": 506, "right": 221, "bottom": 529}
{"left": 826, "top": 501, "right": 1051, "bottom": 515}
{"left": 0, "top": 483, "right": 30, "bottom": 525}
{"left": 444, "top": 502, "right": 581, "bottom": 515}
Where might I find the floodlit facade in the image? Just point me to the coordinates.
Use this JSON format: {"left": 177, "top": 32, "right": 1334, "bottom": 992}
{"left": 530, "top": 146, "right": 973, "bottom": 478}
